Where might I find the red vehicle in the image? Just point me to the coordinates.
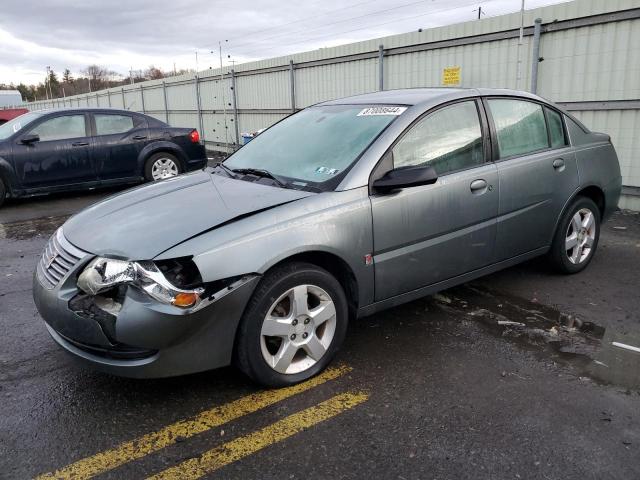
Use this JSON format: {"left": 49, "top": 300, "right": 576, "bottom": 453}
{"left": 0, "top": 108, "right": 28, "bottom": 126}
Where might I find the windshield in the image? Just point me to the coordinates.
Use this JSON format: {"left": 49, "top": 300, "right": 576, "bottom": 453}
{"left": 223, "top": 105, "right": 403, "bottom": 190}
{"left": 0, "top": 111, "right": 45, "bottom": 140}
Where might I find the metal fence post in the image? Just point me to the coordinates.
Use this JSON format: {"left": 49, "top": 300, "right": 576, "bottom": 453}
{"left": 162, "top": 81, "right": 169, "bottom": 123}
{"left": 140, "top": 85, "right": 146, "bottom": 113}
{"left": 289, "top": 60, "right": 296, "bottom": 113}
{"left": 531, "top": 18, "right": 543, "bottom": 94}
{"left": 378, "top": 44, "right": 384, "bottom": 91}
{"left": 231, "top": 69, "right": 240, "bottom": 148}
{"left": 194, "top": 75, "right": 205, "bottom": 143}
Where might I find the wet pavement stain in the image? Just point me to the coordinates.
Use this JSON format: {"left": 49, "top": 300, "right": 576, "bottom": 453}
{"left": 0, "top": 215, "right": 68, "bottom": 241}
{"left": 432, "top": 284, "right": 640, "bottom": 392}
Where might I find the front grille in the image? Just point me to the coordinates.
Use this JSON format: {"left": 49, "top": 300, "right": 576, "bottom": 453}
{"left": 37, "top": 228, "right": 87, "bottom": 289}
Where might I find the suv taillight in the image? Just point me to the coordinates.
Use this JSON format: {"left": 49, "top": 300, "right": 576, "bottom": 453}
{"left": 189, "top": 129, "right": 200, "bottom": 143}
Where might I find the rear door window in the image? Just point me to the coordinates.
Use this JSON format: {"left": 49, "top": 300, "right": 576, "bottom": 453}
{"left": 95, "top": 114, "right": 135, "bottom": 135}
{"left": 488, "top": 99, "right": 548, "bottom": 158}
{"left": 30, "top": 115, "right": 87, "bottom": 142}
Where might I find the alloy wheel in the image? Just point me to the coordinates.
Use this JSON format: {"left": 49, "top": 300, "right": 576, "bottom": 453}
{"left": 565, "top": 207, "right": 596, "bottom": 264}
{"left": 151, "top": 158, "right": 179, "bottom": 180}
{"left": 260, "top": 284, "right": 337, "bottom": 374}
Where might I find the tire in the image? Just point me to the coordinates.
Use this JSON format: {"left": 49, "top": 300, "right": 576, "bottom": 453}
{"left": 549, "top": 196, "right": 600, "bottom": 274}
{"left": 235, "top": 261, "right": 349, "bottom": 387}
{"left": 0, "top": 177, "right": 6, "bottom": 208}
{"left": 144, "top": 152, "right": 182, "bottom": 182}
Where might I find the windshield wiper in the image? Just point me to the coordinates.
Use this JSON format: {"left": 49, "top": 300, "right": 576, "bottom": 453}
{"left": 214, "top": 162, "right": 237, "bottom": 178}
{"left": 231, "top": 168, "right": 289, "bottom": 188}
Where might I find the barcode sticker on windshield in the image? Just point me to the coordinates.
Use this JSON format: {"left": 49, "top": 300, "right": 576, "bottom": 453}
{"left": 357, "top": 106, "right": 407, "bottom": 116}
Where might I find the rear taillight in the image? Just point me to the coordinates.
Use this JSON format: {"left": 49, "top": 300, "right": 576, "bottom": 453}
{"left": 189, "top": 129, "right": 200, "bottom": 143}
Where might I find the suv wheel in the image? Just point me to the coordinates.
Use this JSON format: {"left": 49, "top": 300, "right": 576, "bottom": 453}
{"left": 549, "top": 196, "right": 600, "bottom": 274}
{"left": 235, "top": 262, "right": 348, "bottom": 387}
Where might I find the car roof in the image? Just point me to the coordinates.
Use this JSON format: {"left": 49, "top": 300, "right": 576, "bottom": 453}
{"left": 317, "top": 87, "right": 548, "bottom": 107}
{"left": 32, "top": 107, "right": 143, "bottom": 115}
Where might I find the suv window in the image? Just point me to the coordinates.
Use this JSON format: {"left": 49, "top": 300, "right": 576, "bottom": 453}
{"left": 30, "top": 115, "right": 86, "bottom": 142}
{"left": 545, "top": 107, "right": 567, "bottom": 148}
{"left": 392, "top": 101, "right": 484, "bottom": 174}
{"left": 488, "top": 99, "right": 548, "bottom": 158}
{"left": 95, "top": 114, "right": 135, "bottom": 135}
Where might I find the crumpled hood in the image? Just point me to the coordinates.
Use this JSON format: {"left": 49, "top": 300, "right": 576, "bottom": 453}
{"left": 63, "top": 170, "right": 313, "bottom": 259}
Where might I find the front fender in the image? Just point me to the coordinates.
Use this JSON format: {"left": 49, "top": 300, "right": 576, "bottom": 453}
{"left": 156, "top": 187, "right": 376, "bottom": 309}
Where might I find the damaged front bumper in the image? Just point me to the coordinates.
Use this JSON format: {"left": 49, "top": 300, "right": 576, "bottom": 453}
{"left": 32, "top": 231, "right": 260, "bottom": 378}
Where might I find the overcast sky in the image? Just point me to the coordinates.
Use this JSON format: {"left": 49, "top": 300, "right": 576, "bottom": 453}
{"left": 0, "top": 0, "right": 569, "bottom": 85}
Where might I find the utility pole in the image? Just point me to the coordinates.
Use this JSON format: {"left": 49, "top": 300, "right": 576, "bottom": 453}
{"left": 44, "top": 67, "right": 49, "bottom": 100}
{"left": 195, "top": 51, "right": 199, "bottom": 73}
{"left": 475, "top": 6, "right": 485, "bottom": 19}
{"left": 515, "top": 0, "right": 525, "bottom": 89}
{"left": 45, "top": 66, "right": 54, "bottom": 100}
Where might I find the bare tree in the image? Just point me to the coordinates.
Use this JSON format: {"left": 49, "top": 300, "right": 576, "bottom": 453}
{"left": 145, "top": 65, "right": 164, "bottom": 80}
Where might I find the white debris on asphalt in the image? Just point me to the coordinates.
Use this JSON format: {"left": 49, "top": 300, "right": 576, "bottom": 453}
{"left": 612, "top": 342, "right": 640, "bottom": 354}
{"left": 497, "top": 320, "right": 526, "bottom": 326}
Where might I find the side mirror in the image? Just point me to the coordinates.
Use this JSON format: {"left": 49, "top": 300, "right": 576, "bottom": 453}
{"left": 373, "top": 165, "right": 438, "bottom": 194}
{"left": 21, "top": 134, "right": 40, "bottom": 145}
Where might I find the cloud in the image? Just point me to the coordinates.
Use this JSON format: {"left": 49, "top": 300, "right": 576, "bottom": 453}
{"left": 0, "top": 0, "right": 569, "bottom": 85}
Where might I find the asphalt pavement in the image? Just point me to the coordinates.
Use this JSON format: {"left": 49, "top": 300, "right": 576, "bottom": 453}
{"left": 1, "top": 187, "right": 639, "bottom": 480}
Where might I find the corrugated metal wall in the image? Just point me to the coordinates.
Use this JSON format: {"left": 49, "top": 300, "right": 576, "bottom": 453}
{"left": 25, "top": 0, "right": 640, "bottom": 208}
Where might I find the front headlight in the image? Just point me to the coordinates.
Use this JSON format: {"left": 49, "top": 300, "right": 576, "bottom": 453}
{"left": 77, "top": 257, "right": 204, "bottom": 309}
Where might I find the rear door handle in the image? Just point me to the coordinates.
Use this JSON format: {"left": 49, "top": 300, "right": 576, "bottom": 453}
{"left": 553, "top": 158, "right": 565, "bottom": 170}
{"left": 71, "top": 141, "right": 89, "bottom": 147}
{"left": 470, "top": 179, "right": 488, "bottom": 194}
{"left": 132, "top": 135, "right": 147, "bottom": 140}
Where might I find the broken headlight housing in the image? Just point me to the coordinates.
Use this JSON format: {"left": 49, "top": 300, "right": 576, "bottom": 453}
{"left": 77, "top": 257, "right": 204, "bottom": 309}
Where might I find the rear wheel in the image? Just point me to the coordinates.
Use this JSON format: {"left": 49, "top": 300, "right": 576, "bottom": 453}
{"left": 144, "top": 152, "right": 181, "bottom": 181}
{"left": 0, "top": 177, "right": 6, "bottom": 208}
{"left": 235, "top": 262, "right": 348, "bottom": 387}
{"left": 549, "top": 196, "right": 600, "bottom": 274}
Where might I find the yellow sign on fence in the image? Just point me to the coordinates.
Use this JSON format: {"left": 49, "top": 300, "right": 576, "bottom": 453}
{"left": 442, "top": 66, "right": 461, "bottom": 86}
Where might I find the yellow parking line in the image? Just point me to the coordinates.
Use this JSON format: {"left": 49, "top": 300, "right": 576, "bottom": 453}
{"left": 35, "top": 365, "right": 351, "bottom": 480}
{"left": 147, "top": 391, "right": 369, "bottom": 480}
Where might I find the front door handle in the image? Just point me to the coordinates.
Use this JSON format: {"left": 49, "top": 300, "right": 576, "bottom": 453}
{"left": 470, "top": 179, "right": 488, "bottom": 194}
{"left": 132, "top": 135, "right": 147, "bottom": 140}
{"left": 71, "top": 141, "right": 89, "bottom": 147}
{"left": 553, "top": 158, "right": 565, "bottom": 170}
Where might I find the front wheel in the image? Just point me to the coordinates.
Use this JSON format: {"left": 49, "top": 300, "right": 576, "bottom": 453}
{"left": 0, "top": 177, "right": 6, "bottom": 208}
{"left": 235, "top": 262, "right": 348, "bottom": 387}
{"left": 549, "top": 196, "right": 600, "bottom": 274}
{"left": 144, "top": 152, "right": 181, "bottom": 181}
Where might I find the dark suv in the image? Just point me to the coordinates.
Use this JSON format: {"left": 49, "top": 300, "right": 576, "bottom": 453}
{"left": 0, "top": 108, "right": 207, "bottom": 206}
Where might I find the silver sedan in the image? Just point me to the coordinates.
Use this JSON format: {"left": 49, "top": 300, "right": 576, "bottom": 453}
{"left": 33, "top": 88, "right": 621, "bottom": 386}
